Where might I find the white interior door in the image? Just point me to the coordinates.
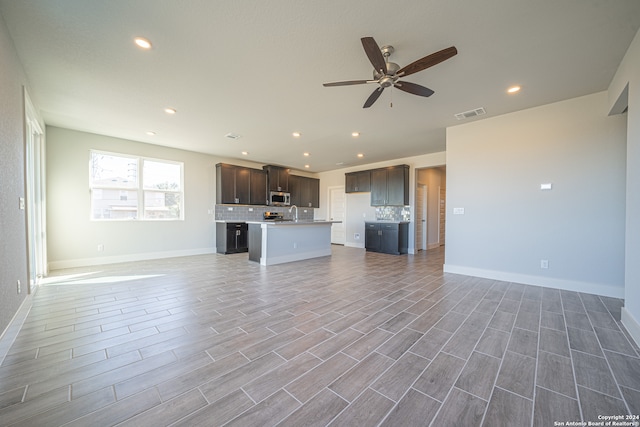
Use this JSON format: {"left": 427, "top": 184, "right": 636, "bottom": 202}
{"left": 416, "top": 184, "right": 427, "bottom": 251}
{"left": 329, "top": 186, "right": 345, "bottom": 245}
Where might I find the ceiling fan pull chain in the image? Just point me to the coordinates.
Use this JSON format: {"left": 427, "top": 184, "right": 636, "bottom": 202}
{"left": 390, "top": 87, "right": 393, "bottom": 108}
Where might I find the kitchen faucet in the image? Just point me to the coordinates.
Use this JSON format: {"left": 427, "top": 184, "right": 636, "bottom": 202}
{"left": 289, "top": 205, "right": 298, "bottom": 221}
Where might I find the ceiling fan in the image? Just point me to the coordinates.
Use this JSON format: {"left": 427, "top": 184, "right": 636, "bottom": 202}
{"left": 323, "top": 37, "right": 457, "bottom": 108}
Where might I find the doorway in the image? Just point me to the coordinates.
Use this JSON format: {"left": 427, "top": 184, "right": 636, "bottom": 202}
{"left": 415, "top": 166, "right": 446, "bottom": 252}
{"left": 416, "top": 184, "right": 427, "bottom": 251}
{"left": 24, "top": 88, "right": 47, "bottom": 293}
{"left": 328, "top": 186, "right": 346, "bottom": 245}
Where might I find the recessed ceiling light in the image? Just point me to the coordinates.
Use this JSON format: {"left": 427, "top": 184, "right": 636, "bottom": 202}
{"left": 146, "top": 131, "right": 156, "bottom": 136}
{"left": 292, "top": 132, "right": 301, "bottom": 138}
{"left": 241, "top": 151, "right": 249, "bottom": 155}
{"left": 352, "top": 132, "right": 360, "bottom": 137}
{"left": 507, "top": 85, "right": 521, "bottom": 94}
{"left": 303, "top": 152, "right": 310, "bottom": 157}
{"left": 164, "top": 108, "right": 176, "bottom": 114}
{"left": 357, "top": 153, "right": 364, "bottom": 158}
{"left": 134, "top": 37, "right": 152, "bottom": 49}
{"left": 225, "top": 132, "right": 241, "bottom": 139}
{"left": 304, "top": 164, "right": 310, "bottom": 168}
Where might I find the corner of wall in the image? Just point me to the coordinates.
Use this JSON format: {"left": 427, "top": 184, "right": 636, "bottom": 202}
{"left": 621, "top": 307, "right": 640, "bottom": 348}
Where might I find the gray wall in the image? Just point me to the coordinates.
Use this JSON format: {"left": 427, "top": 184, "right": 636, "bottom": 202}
{"left": 608, "top": 27, "right": 640, "bottom": 344}
{"left": 0, "top": 15, "right": 32, "bottom": 336}
{"left": 445, "top": 91, "right": 627, "bottom": 298}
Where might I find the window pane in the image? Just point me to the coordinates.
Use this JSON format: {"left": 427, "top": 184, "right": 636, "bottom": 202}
{"left": 90, "top": 152, "right": 138, "bottom": 188}
{"left": 91, "top": 189, "right": 138, "bottom": 219}
{"left": 143, "top": 160, "right": 181, "bottom": 191}
{"left": 144, "top": 191, "right": 181, "bottom": 219}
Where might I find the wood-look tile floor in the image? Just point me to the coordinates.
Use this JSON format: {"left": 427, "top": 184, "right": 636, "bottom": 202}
{"left": 1, "top": 246, "right": 639, "bottom": 426}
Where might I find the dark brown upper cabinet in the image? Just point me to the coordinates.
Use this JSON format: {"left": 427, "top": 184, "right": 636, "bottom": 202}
{"left": 263, "top": 165, "right": 289, "bottom": 192}
{"left": 370, "top": 165, "right": 409, "bottom": 206}
{"left": 345, "top": 170, "right": 371, "bottom": 193}
{"left": 216, "top": 163, "right": 267, "bottom": 205}
{"left": 290, "top": 175, "right": 320, "bottom": 208}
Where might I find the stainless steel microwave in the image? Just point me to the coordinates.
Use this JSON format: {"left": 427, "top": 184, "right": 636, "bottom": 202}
{"left": 269, "top": 191, "right": 290, "bottom": 206}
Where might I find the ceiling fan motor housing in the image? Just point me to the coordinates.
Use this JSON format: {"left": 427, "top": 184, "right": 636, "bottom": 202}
{"left": 373, "top": 62, "right": 400, "bottom": 81}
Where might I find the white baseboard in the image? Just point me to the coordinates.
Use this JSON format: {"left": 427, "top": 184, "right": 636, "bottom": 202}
{"left": 442, "top": 264, "right": 625, "bottom": 299}
{"left": 0, "top": 292, "right": 34, "bottom": 366}
{"left": 48, "top": 248, "right": 216, "bottom": 270}
{"left": 621, "top": 307, "right": 640, "bottom": 348}
{"left": 345, "top": 242, "right": 365, "bottom": 249}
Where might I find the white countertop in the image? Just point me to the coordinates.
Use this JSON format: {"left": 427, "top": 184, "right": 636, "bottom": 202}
{"left": 246, "top": 220, "right": 341, "bottom": 225}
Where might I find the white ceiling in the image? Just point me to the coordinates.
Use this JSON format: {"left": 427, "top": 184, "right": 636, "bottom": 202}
{"left": 2, "top": 0, "right": 639, "bottom": 172}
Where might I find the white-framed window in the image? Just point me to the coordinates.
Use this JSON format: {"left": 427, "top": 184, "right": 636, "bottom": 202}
{"left": 89, "top": 150, "right": 183, "bottom": 221}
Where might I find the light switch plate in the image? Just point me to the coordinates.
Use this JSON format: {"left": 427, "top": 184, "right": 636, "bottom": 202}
{"left": 540, "top": 183, "right": 553, "bottom": 190}
{"left": 19, "top": 197, "right": 25, "bottom": 210}
{"left": 453, "top": 207, "right": 465, "bottom": 215}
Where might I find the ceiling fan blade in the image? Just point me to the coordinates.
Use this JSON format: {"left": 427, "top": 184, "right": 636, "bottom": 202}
{"left": 363, "top": 87, "right": 384, "bottom": 108}
{"left": 323, "top": 80, "right": 371, "bottom": 87}
{"left": 394, "top": 81, "right": 434, "bottom": 97}
{"left": 361, "top": 37, "right": 387, "bottom": 74}
{"left": 397, "top": 46, "right": 458, "bottom": 77}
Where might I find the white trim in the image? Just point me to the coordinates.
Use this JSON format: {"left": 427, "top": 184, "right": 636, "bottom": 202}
{"left": 345, "top": 242, "right": 365, "bottom": 249}
{"left": 621, "top": 307, "right": 640, "bottom": 348}
{"left": 48, "top": 248, "right": 216, "bottom": 270}
{"left": 0, "top": 292, "right": 34, "bottom": 365}
{"left": 443, "top": 263, "right": 624, "bottom": 298}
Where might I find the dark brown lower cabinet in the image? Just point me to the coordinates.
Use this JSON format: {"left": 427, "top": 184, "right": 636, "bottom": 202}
{"left": 365, "top": 222, "right": 408, "bottom": 255}
{"left": 216, "top": 222, "right": 248, "bottom": 254}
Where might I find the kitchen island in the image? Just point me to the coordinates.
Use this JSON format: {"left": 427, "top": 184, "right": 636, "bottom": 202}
{"left": 247, "top": 220, "right": 340, "bottom": 266}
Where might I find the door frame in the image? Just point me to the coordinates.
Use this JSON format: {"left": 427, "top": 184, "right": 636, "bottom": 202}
{"left": 327, "top": 185, "right": 346, "bottom": 245}
{"left": 24, "top": 87, "right": 47, "bottom": 293}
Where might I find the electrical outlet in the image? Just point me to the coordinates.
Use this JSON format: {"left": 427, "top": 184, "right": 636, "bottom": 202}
{"left": 540, "top": 259, "right": 549, "bottom": 269}
{"left": 17, "top": 280, "right": 21, "bottom": 294}
{"left": 97, "top": 244, "right": 104, "bottom": 252}
{"left": 354, "top": 233, "right": 360, "bottom": 240}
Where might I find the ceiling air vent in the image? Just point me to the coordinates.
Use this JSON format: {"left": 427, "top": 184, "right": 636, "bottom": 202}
{"left": 225, "top": 133, "right": 242, "bottom": 139}
{"left": 454, "top": 107, "right": 486, "bottom": 120}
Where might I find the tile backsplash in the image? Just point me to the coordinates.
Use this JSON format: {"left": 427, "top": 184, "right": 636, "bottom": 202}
{"left": 375, "top": 206, "right": 411, "bottom": 222}
{"left": 215, "top": 205, "right": 314, "bottom": 221}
